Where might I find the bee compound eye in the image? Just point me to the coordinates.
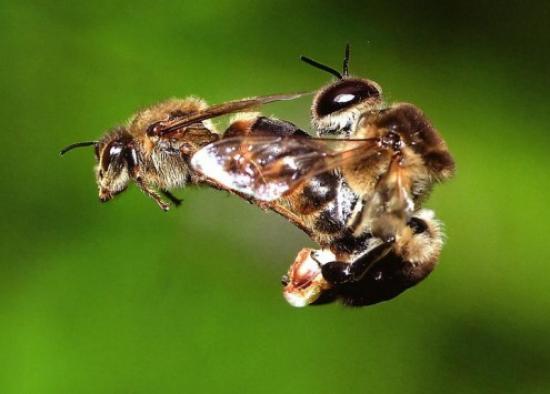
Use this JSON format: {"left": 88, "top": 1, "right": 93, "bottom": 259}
{"left": 316, "top": 79, "right": 381, "bottom": 117}
{"left": 407, "top": 217, "right": 428, "bottom": 234}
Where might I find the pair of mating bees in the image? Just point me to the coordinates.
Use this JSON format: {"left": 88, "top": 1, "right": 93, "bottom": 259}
{"left": 62, "top": 46, "right": 454, "bottom": 307}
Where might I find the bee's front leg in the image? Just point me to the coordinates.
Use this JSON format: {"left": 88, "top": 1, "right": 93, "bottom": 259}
{"left": 127, "top": 160, "right": 171, "bottom": 211}
{"left": 134, "top": 176, "right": 171, "bottom": 211}
{"left": 321, "top": 240, "right": 394, "bottom": 285}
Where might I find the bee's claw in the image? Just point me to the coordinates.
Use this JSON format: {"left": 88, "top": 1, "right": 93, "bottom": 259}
{"left": 161, "top": 190, "right": 183, "bottom": 207}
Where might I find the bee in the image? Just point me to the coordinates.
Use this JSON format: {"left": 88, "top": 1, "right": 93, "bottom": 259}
{"left": 191, "top": 45, "right": 455, "bottom": 306}
{"left": 60, "top": 93, "right": 304, "bottom": 211}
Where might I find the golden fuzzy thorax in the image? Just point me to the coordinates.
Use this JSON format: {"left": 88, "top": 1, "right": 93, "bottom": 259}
{"left": 128, "top": 97, "right": 220, "bottom": 188}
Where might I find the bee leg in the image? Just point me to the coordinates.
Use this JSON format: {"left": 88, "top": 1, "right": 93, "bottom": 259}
{"left": 321, "top": 240, "right": 394, "bottom": 285}
{"left": 161, "top": 190, "right": 183, "bottom": 207}
{"left": 135, "top": 178, "right": 170, "bottom": 211}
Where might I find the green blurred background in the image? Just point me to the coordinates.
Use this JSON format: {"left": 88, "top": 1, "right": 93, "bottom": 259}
{"left": 2, "top": 1, "right": 550, "bottom": 393}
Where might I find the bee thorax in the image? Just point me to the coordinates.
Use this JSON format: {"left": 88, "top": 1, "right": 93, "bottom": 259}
{"left": 148, "top": 149, "right": 190, "bottom": 189}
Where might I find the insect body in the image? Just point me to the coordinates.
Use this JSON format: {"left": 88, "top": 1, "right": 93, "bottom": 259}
{"left": 61, "top": 94, "right": 303, "bottom": 211}
{"left": 191, "top": 46, "right": 455, "bottom": 306}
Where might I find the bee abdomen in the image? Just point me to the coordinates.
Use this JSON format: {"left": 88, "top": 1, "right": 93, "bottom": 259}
{"left": 224, "top": 116, "right": 308, "bottom": 138}
{"left": 252, "top": 117, "right": 309, "bottom": 137}
{"left": 294, "top": 172, "right": 339, "bottom": 215}
{"left": 337, "top": 252, "right": 431, "bottom": 306}
{"left": 330, "top": 231, "right": 372, "bottom": 255}
{"left": 314, "top": 209, "right": 345, "bottom": 234}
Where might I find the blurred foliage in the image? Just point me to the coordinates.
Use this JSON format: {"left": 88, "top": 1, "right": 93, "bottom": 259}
{"left": 1, "top": 0, "right": 550, "bottom": 393}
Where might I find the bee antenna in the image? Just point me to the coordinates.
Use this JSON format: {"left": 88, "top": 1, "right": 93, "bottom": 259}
{"left": 60, "top": 141, "right": 98, "bottom": 156}
{"left": 342, "top": 43, "right": 351, "bottom": 77}
{"left": 300, "top": 55, "right": 343, "bottom": 79}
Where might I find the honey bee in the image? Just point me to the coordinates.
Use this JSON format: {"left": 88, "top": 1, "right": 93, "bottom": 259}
{"left": 60, "top": 93, "right": 304, "bottom": 211}
{"left": 191, "top": 45, "right": 455, "bottom": 306}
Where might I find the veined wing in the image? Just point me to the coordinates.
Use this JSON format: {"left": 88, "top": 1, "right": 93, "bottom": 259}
{"left": 191, "top": 134, "right": 380, "bottom": 201}
{"left": 150, "top": 93, "right": 308, "bottom": 136}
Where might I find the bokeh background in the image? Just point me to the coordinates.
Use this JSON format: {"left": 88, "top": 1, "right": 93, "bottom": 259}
{"left": 2, "top": 1, "right": 550, "bottom": 393}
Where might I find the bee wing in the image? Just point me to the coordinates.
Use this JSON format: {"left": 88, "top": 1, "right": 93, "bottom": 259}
{"left": 190, "top": 134, "right": 380, "bottom": 202}
{"left": 155, "top": 93, "right": 307, "bottom": 135}
{"left": 352, "top": 153, "right": 416, "bottom": 237}
{"left": 384, "top": 155, "right": 415, "bottom": 216}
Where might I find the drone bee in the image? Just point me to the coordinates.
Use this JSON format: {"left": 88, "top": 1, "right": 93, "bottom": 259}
{"left": 191, "top": 46, "right": 455, "bottom": 306}
{"left": 60, "top": 93, "right": 304, "bottom": 211}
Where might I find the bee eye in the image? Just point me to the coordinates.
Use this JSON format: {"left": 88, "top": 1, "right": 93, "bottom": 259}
{"left": 408, "top": 218, "right": 428, "bottom": 234}
{"left": 101, "top": 142, "right": 125, "bottom": 171}
{"left": 315, "top": 79, "right": 380, "bottom": 117}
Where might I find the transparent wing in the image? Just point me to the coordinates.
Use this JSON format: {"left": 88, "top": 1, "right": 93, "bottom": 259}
{"left": 152, "top": 93, "right": 307, "bottom": 136}
{"left": 352, "top": 153, "right": 417, "bottom": 237}
{"left": 191, "top": 134, "right": 380, "bottom": 201}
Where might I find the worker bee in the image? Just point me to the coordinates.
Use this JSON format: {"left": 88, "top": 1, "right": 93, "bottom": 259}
{"left": 60, "top": 93, "right": 304, "bottom": 211}
{"left": 191, "top": 45, "right": 455, "bottom": 306}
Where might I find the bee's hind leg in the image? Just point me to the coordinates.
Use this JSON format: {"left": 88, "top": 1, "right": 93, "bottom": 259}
{"left": 321, "top": 240, "right": 394, "bottom": 285}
